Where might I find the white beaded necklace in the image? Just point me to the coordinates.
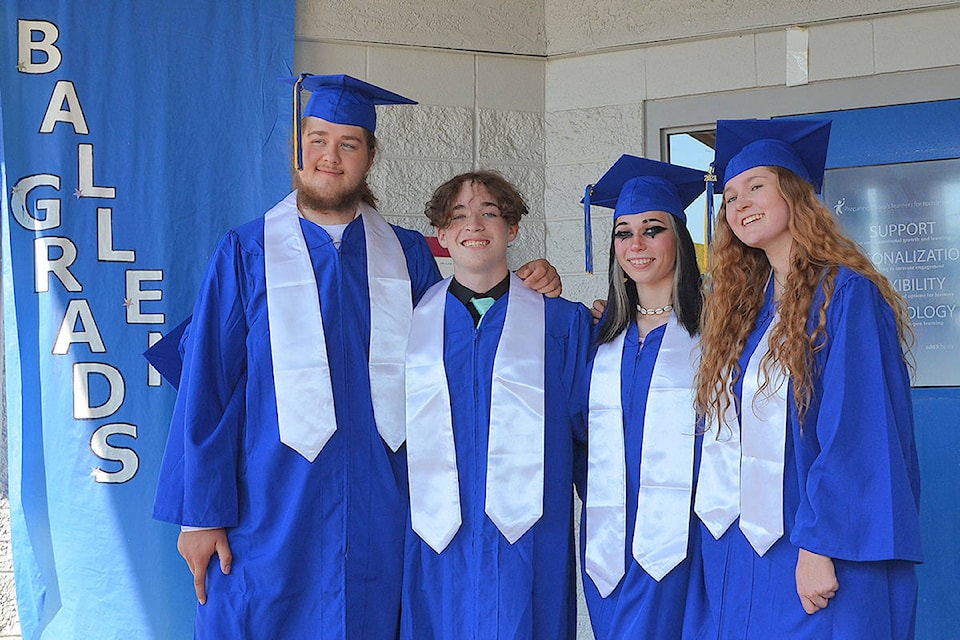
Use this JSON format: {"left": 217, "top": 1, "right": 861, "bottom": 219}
{"left": 637, "top": 303, "right": 673, "bottom": 316}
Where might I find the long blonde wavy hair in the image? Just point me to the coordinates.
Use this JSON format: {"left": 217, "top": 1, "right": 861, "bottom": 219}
{"left": 694, "top": 166, "right": 913, "bottom": 431}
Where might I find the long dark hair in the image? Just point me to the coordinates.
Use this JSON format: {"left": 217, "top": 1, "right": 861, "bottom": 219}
{"left": 597, "top": 214, "right": 702, "bottom": 343}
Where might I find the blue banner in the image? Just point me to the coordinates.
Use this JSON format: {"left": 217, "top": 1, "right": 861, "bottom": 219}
{"left": 1, "top": 3, "right": 293, "bottom": 638}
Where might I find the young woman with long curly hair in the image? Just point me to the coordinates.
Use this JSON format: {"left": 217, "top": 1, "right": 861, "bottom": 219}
{"left": 693, "top": 119, "right": 923, "bottom": 639}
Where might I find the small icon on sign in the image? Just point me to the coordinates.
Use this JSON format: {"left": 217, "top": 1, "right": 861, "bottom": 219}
{"left": 833, "top": 198, "right": 845, "bottom": 216}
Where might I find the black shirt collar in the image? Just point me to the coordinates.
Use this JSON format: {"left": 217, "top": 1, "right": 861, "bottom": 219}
{"left": 449, "top": 273, "right": 511, "bottom": 325}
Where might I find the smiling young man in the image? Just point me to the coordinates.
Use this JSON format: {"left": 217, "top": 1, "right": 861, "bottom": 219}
{"left": 401, "top": 171, "right": 592, "bottom": 640}
{"left": 296, "top": 116, "right": 375, "bottom": 220}
{"left": 152, "top": 77, "right": 562, "bottom": 640}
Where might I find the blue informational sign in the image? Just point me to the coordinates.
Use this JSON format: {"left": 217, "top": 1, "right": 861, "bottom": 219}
{"left": 1, "top": 3, "right": 293, "bottom": 638}
{"left": 812, "top": 98, "right": 960, "bottom": 639}
{"left": 824, "top": 159, "right": 960, "bottom": 387}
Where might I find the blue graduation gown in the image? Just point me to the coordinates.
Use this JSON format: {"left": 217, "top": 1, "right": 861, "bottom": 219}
{"left": 400, "top": 290, "right": 591, "bottom": 640}
{"left": 153, "top": 205, "right": 441, "bottom": 640}
{"left": 579, "top": 322, "right": 706, "bottom": 640}
{"left": 700, "top": 267, "right": 922, "bottom": 640}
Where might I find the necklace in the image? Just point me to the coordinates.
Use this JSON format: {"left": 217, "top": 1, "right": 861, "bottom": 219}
{"left": 637, "top": 303, "right": 673, "bottom": 316}
{"left": 770, "top": 271, "right": 787, "bottom": 301}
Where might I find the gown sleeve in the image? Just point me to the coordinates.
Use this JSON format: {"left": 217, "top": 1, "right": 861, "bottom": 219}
{"left": 152, "top": 231, "right": 248, "bottom": 528}
{"left": 566, "top": 304, "right": 593, "bottom": 505}
{"left": 395, "top": 226, "right": 442, "bottom": 304}
{"left": 567, "top": 303, "right": 594, "bottom": 444}
{"left": 790, "top": 273, "right": 923, "bottom": 563}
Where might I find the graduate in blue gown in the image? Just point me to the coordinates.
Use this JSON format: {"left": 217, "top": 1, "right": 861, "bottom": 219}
{"left": 693, "top": 119, "right": 922, "bottom": 639}
{"left": 401, "top": 171, "right": 591, "bottom": 640}
{"left": 152, "top": 76, "right": 561, "bottom": 640}
{"left": 579, "top": 157, "right": 707, "bottom": 639}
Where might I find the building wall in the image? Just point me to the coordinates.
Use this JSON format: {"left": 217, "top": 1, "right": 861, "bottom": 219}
{"left": 548, "top": 2, "right": 960, "bottom": 301}
{"left": 293, "top": 39, "right": 548, "bottom": 273}
{"left": 298, "top": 0, "right": 546, "bottom": 55}
{"left": 0, "top": 318, "right": 16, "bottom": 637}
{"left": 544, "top": 0, "right": 960, "bottom": 54}
{"left": 292, "top": 0, "right": 960, "bottom": 316}
{"left": 3, "top": 1, "right": 960, "bottom": 638}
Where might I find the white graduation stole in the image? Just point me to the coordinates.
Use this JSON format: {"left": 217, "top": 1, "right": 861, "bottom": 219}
{"left": 264, "top": 193, "right": 411, "bottom": 461}
{"left": 406, "top": 273, "right": 546, "bottom": 553}
{"left": 694, "top": 313, "right": 787, "bottom": 556}
{"left": 585, "top": 317, "right": 698, "bottom": 597}
{"left": 361, "top": 202, "right": 414, "bottom": 451}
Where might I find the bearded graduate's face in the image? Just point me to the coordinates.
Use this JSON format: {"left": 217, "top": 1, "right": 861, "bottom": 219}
{"left": 295, "top": 116, "right": 374, "bottom": 213}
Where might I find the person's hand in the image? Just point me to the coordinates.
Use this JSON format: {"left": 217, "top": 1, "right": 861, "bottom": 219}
{"left": 795, "top": 548, "right": 839, "bottom": 614}
{"left": 516, "top": 259, "right": 562, "bottom": 297}
{"left": 177, "top": 528, "right": 232, "bottom": 605}
{"left": 591, "top": 299, "right": 607, "bottom": 324}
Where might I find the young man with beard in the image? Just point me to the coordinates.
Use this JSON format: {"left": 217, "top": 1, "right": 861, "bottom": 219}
{"left": 152, "top": 75, "right": 560, "bottom": 640}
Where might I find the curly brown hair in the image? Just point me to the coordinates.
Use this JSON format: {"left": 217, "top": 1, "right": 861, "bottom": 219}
{"left": 425, "top": 170, "right": 529, "bottom": 228}
{"left": 694, "top": 166, "right": 913, "bottom": 431}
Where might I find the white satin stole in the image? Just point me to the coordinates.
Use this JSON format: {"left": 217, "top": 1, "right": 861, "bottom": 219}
{"left": 585, "top": 316, "right": 699, "bottom": 596}
{"left": 406, "top": 274, "right": 546, "bottom": 553}
{"left": 694, "top": 312, "right": 787, "bottom": 556}
{"left": 264, "top": 193, "right": 411, "bottom": 461}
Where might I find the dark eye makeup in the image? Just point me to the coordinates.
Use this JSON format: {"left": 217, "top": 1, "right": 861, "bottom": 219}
{"left": 642, "top": 225, "right": 668, "bottom": 239}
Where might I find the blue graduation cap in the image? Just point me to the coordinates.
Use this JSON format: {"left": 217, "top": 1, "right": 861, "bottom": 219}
{"left": 280, "top": 73, "right": 417, "bottom": 169}
{"left": 589, "top": 155, "right": 706, "bottom": 222}
{"left": 712, "top": 118, "right": 832, "bottom": 193}
{"left": 581, "top": 155, "right": 706, "bottom": 272}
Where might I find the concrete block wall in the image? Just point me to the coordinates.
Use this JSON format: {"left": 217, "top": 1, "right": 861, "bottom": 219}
{"left": 0, "top": 336, "right": 20, "bottom": 638}
{"left": 546, "top": 1, "right": 960, "bottom": 304}
{"left": 543, "top": 0, "right": 960, "bottom": 55}
{"left": 294, "top": 39, "right": 549, "bottom": 273}
{"left": 0, "top": 500, "right": 19, "bottom": 639}
{"left": 292, "top": 2, "right": 960, "bottom": 306}
{"left": 545, "top": 50, "right": 647, "bottom": 306}
{"left": 297, "top": 0, "right": 546, "bottom": 56}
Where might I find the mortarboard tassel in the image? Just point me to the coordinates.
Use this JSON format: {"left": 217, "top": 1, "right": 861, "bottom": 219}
{"left": 293, "top": 73, "right": 309, "bottom": 171}
{"left": 705, "top": 167, "right": 717, "bottom": 249}
{"left": 583, "top": 184, "right": 594, "bottom": 274}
